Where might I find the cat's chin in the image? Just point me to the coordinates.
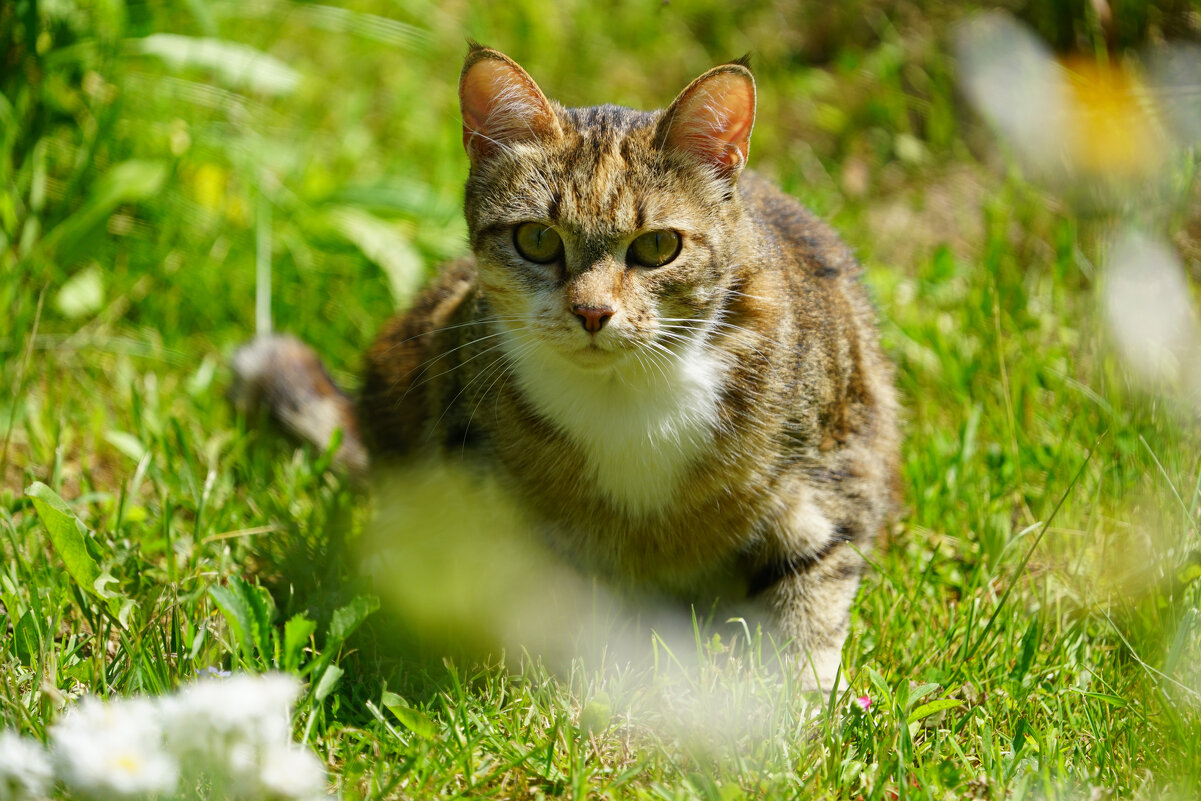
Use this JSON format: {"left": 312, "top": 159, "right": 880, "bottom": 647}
{"left": 563, "top": 343, "right": 630, "bottom": 371}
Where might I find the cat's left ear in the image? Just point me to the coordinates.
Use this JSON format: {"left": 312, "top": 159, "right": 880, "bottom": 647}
{"left": 656, "top": 61, "right": 756, "bottom": 181}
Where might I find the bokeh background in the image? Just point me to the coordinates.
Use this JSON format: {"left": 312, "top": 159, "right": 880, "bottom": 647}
{"left": 3, "top": 1, "right": 1201, "bottom": 799}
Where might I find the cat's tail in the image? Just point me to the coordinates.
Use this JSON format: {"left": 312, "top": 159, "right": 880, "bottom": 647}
{"left": 230, "top": 336, "right": 369, "bottom": 478}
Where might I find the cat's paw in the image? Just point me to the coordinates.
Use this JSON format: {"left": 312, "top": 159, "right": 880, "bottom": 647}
{"left": 791, "top": 646, "right": 848, "bottom": 702}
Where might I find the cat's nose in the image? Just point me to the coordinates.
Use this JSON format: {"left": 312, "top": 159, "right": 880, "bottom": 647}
{"left": 572, "top": 304, "right": 615, "bottom": 334}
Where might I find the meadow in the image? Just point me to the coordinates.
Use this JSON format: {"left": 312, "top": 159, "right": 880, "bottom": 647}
{"left": 3, "top": 0, "right": 1201, "bottom": 798}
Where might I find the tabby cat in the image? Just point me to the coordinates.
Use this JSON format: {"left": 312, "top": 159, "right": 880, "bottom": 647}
{"left": 233, "top": 45, "right": 900, "bottom": 693}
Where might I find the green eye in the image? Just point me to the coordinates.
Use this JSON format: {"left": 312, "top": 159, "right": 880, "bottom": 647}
{"left": 513, "top": 222, "right": 563, "bottom": 264}
{"left": 628, "top": 230, "right": 682, "bottom": 268}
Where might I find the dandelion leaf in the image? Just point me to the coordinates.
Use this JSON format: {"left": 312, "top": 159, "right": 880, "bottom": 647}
{"left": 381, "top": 691, "right": 436, "bottom": 740}
{"left": 26, "top": 482, "right": 104, "bottom": 600}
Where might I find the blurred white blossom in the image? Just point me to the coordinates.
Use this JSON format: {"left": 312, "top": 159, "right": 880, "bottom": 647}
{"left": 50, "top": 698, "right": 178, "bottom": 799}
{"left": 258, "top": 745, "right": 328, "bottom": 801}
{"left": 160, "top": 673, "right": 322, "bottom": 800}
{"left": 161, "top": 673, "right": 297, "bottom": 759}
{"left": 0, "top": 731, "right": 52, "bottom": 801}
{"left": 2, "top": 672, "right": 329, "bottom": 801}
{"left": 1103, "top": 229, "right": 1201, "bottom": 398}
{"left": 955, "top": 11, "right": 1195, "bottom": 203}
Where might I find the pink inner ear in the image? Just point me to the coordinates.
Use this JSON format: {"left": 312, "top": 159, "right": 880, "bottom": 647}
{"left": 460, "top": 59, "right": 510, "bottom": 144}
{"left": 666, "top": 70, "right": 756, "bottom": 174}
{"left": 460, "top": 56, "right": 558, "bottom": 159}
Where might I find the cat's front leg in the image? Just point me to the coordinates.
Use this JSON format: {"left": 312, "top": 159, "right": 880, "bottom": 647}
{"left": 747, "top": 506, "right": 869, "bottom": 697}
{"left": 762, "top": 562, "right": 863, "bottom": 697}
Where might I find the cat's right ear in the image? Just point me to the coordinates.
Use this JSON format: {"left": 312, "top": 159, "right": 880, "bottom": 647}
{"left": 459, "top": 46, "right": 562, "bottom": 165}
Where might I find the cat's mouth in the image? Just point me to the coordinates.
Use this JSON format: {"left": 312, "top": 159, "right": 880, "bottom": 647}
{"left": 557, "top": 339, "right": 633, "bottom": 371}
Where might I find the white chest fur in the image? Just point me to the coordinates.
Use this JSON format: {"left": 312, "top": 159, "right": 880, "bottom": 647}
{"left": 506, "top": 337, "right": 728, "bottom": 516}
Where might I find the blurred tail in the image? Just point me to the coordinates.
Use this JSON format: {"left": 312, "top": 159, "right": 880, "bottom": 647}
{"left": 231, "top": 335, "right": 369, "bottom": 477}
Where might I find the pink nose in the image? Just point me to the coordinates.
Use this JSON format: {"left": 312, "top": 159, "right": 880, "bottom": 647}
{"left": 572, "top": 304, "right": 614, "bottom": 334}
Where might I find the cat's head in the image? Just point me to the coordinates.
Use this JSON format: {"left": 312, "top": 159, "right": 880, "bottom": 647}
{"left": 459, "top": 45, "right": 756, "bottom": 372}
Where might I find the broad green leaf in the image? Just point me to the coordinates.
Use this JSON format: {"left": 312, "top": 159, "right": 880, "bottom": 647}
{"left": 314, "top": 662, "right": 343, "bottom": 702}
{"left": 579, "top": 692, "right": 612, "bottom": 736}
{"left": 13, "top": 610, "right": 39, "bottom": 667}
{"left": 116, "top": 598, "right": 137, "bottom": 629}
{"left": 866, "top": 667, "right": 892, "bottom": 707}
{"left": 56, "top": 264, "right": 104, "bottom": 318}
{"left": 104, "top": 430, "right": 147, "bottom": 462}
{"left": 189, "top": 626, "right": 207, "bottom": 660}
{"left": 1070, "top": 690, "right": 1129, "bottom": 708}
{"left": 906, "top": 682, "right": 941, "bottom": 707}
{"left": 40, "top": 161, "right": 167, "bottom": 259}
{"left": 327, "top": 594, "right": 379, "bottom": 647}
{"left": 907, "top": 698, "right": 964, "bottom": 724}
{"left": 209, "top": 583, "right": 254, "bottom": 654}
{"left": 131, "top": 34, "right": 300, "bottom": 95}
{"left": 381, "top": 690, "right": 436, "bottom": 739}
{"left": 1012, "top": 718, "right": 1039, "bottom": 753}
{"left": 283, "top": 613, "right": 317, "bottom": 672}
{"left": 26, "top": 483, "right": 104, "bottom": 599}
{"left": 325, "top": 207, "right": 424, "bottom": 307}
{"left": 234, "top": 575, "right": 276, "bottom": 660}
{"left": 93, "top": 572, "right": 121, "bottom": 600}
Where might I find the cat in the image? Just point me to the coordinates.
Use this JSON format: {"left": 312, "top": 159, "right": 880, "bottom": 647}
{"left": 233, "top": 44, "right": 901, "bottom": 694}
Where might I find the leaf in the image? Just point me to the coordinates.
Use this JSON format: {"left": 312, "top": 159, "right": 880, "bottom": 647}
{"left": 13, "top": 610, "right": 39, "bottom": 667}
{"left": 39, "top": 160, "right": 167, "bottom": 259}
{"left": 282, "top": 613, "right": 317, "bottom": 673}
{"left": 1070, "top": 690, "right": 1128, "bottom": 708}
{"left": 209, "top": 583, "right": 253, "bottom": 655}
{"left": 130, "top": 34, "right": 301, "bottom": 96}
{"left": 327, "top": 594, "right": 379, "bottom": 648}
{"left": 907, "top": 698, "right": 964, "bottom": 724}
{"left": 210, "top": 575, "right": 276, "bottom": 663}
{"left": 236, "top": 576, "right": 276, "bottom": 659}
{"left": 381, "top": 690, "right": 436, "bottom": 739}
{"left": 866, "top": 667, "right": 892, "bottom": 707}
{"left": 56, "top": 264, "right": 105, "bottom": 318}
{"left": 104, "top": 430, "right": 147, "bottom": 462}
{"left": 189, "top": 626, "right": 207, "bottom": 660}
{"left": 579, "top": 692, "right": 612, "bottom": 736}
{"left": 313, "top": 662, "right": 343, "bottom": 703}
{"left": 1012, "top": 717, "right": 1039, "bottom": 753}
{"left": 116, "top": 598, "right": 137, "bottom": 629}
{"left": 93, "top": 572, "right": 121, "bottom": 600}
{"left": 1010, "top": 618, "right": 1040, "bottom": 681}
{"left": 26, "top": 483, "right": 104, "bottom": 599}
{"left": 325, "top": 207, "right": 424, "bottom": 307}
{"left": 906, "top": 682, "right": 941, "bottom": 707}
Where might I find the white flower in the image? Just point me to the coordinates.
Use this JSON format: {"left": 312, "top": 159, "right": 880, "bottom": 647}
{"left": 0, "top": 731, "right": 52, "bottom": 801}
{"left": 159, "top": 672, "right": 326, "bottom": 800}
{"left": 50, "top": 697, "right": 178, "bottom": 799}
{"left": 258, "top": 744, "right": 327, "bottom": 801}
{"left": 162, "top": 673, "right": 299, "bottom": 757}
{"left": 42, "top": 673, "right": 326, "bottom": 801}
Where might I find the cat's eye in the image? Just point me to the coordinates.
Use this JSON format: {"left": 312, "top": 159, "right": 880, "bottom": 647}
{"left": 628, "top": 230, "right": 682, "bottom": 268}
{"left": 513, "top": 222, "right": 564, "bottom": 264}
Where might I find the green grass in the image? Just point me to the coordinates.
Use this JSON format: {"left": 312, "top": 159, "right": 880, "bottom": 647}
{"left": 4, "top": 0, "right": 1201, "bottom": 798}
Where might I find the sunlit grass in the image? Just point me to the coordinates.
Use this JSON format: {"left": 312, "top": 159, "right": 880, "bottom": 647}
{"left": 3, "top": 1, "right": 1200, "bottom": 799}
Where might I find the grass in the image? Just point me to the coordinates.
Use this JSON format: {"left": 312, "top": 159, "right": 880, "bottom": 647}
{"left": 3, "top": 0, "right": 1201, "bottom": 798}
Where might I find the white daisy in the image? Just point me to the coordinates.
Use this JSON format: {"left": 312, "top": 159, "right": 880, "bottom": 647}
{"left": 0, "top": 731, "right": 52, "bottom": 801}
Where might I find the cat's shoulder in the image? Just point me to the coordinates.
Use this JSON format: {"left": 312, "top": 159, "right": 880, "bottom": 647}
{"left": 737, "top": 170, "right": 861, "bottom": 282}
